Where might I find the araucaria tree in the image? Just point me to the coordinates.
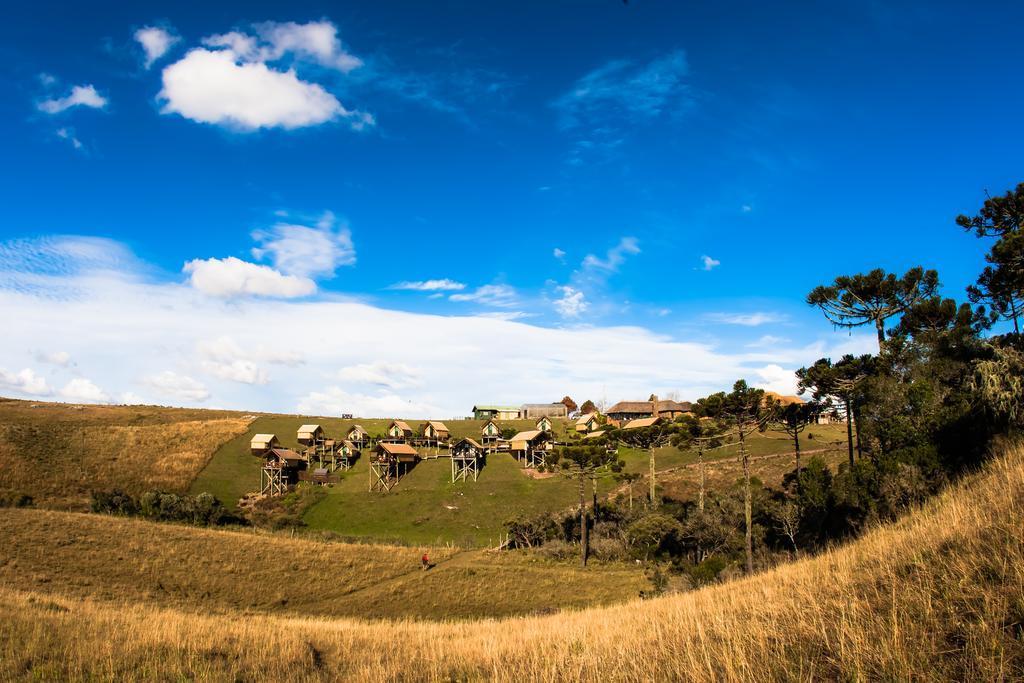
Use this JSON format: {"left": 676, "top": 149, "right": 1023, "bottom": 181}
{"left": 721, "top": 380, "right": 777, "bottom": 575}
{"left": 770, "top": 400, "right": 819, "bottom": 477}
{"left": 609, "top": 422, "right": 678, "bottom": 509}
{"left": 544, "top": 445, "right": 623, "bottom": 567}
{"left": 807, "top": 267, "right": 939, "bottom": 350}
{"left": 674, "top": 394, "right": 729, "bottom": 513}
{"left": 796, "top": 355, "right": 873, "bottom": 467}
{"left": 958, "top": 183, "right": 1024, "bottom": 333}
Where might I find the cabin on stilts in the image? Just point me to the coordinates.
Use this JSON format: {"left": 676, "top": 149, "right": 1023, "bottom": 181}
{"left": 450, "top": 437, "right": 484, "bottom": 482}
{"left": 509, "top": 430, "right": 552, "bottom": 469}
{"left": 419, "top": 421, "right": 450, "bottom": 448}
{"left": 481, "top": 420, "right": 502, "bottom": 452}
{"left": 347, "top": 425, "right": 369, "bottom": 450}
{"left": 297, "top": 424, "right": 339, "bottom": 471}
{"left": 369, "top": 442, "right": 419, "bottom": 492}
{"left": 261, "top": 447, "right": 306, "bottom": 496}
{"left": 250, "top": 433, "right": 279, "bottom": 456}
{"left": 384, "top": 420, "right": 414, "bottom": 443}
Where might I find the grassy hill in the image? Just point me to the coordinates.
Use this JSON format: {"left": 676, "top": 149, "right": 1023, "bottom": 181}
{"left": 0, "top": 398, "right": 251, "bottom": 509}
{"left": 2, "top": 441, "right": 1021, "bottom": 680}
{"left": 0, "top": 506, "right": 645, "bottom": 621}
{"left": 190, "top": 414, "right": 849, "bottom": 545}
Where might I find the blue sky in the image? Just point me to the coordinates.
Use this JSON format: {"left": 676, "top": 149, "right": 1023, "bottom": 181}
{"left": 0, "top": 1, "right": 1021, "bottom": 416}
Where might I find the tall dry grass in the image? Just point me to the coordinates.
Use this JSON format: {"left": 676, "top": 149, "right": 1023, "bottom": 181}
{"left": 3, "top": 443, "right": 1023, "bottom": 680}
{"left": 0, "top": 418, "right": 250, "bottom": 508}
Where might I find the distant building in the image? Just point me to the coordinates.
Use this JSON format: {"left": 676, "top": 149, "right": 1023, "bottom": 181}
{"left": 606, "top": 398, "right": 692, "bottom": 422}
{"left": 575, "top": 413, "right": 601, "bottom": 433}
{"left": 520, "top": 403, "right": 568, "bottom": 419}
{"left": 472, "top": 405, "right": 522, "bottom": 420}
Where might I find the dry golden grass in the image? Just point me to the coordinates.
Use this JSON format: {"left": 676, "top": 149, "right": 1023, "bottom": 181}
{"left": 0, "top": 398, "right": 251, "bottom": 508}
{"left": 0, "top": 507, "right": 646, "bottom": 620}
{"left": 3, "top": 442, "right": 1023, "bottom": 680}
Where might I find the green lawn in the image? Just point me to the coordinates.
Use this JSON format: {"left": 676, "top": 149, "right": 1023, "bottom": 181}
{"left": 190, "top": 415, "right": 850, "bottom": 546}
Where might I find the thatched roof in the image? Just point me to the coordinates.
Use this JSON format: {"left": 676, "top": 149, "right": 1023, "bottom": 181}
{"left": 607, "top": 400, "right": 692, "bottom": 415}
{"left": 624, "top": 417, "right": 663, "bottom": 430}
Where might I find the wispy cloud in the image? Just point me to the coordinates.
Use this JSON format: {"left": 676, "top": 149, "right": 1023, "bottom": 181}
{"left": 134, "top": 26, "right": 180, "bottom": 69}
{"left": 552, "top": 50, "right": 692, "bottom": 162}
{"left": 449, "top": 284, "right": 517, "bottom": 308}
{"left": 38, "top": 85, "right": 108, "bottom": 114}
{"left": 700, "top": 255, "right": 720, "bottom": 271}
{"left": 388, "top": 279, "right": 466, "bottom": 292}
{"left": 582, "top": 237, "right": 641, "bottom": 274}
{"left": 706, "top": 311, "right": 788, "bottom": 327}
{"left": 553, "top": 286, "right": 588, "bottom": 318}
{"left": 251, "top": 211, "right": 355, "bottom": 280}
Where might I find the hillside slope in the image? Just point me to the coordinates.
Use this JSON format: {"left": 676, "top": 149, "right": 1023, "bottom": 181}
{"left": 2, "top": 442, "right": 1022, "bottom": 680}
{"left": 0, "top": 399, "right": 251, "bottom": 508}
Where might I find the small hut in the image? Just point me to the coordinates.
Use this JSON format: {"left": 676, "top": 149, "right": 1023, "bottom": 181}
{"left": 420, "top": 421, "right": 450, "bottom": 447}
{"left": 481, "top": 420, "right": 502, "bottom": 452}
{"left": 297, "top": 424, "right": 324, "bottom": 446}
{"left": 261, "top": 447, "right": 306, "bottom": 496}
{"left": 385, "top": 420, "right": 414, "bottom": 443}
{"left": 370, "top": 442, "right": 419, "bottom": 492}
{"left": 347, "top": 425, "right": 369, "bottom": 449}
{"left": 535, "top": 416, "right": 553, "bottom": 433}
{"left": 575, "top": 413, "right": 600, "bottom": 434}
{"left": 450, "top": 437, "right": 484, "bottom": 482}
{"left": 509, "top": 430, "right": 552, "bottom": 468}
{"left": 250, "top": 434, "right": 279, "bottom": 456}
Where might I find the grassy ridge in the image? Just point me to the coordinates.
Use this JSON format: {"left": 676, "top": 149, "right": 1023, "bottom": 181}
{"left": 0, "top": 399, "right": 251, "bottom": 509}
{"left": 2, "top": 441, "right": 1022, "bottom": 681}
{"left": 0, "top": 507, "right": 646, "bottom": 620}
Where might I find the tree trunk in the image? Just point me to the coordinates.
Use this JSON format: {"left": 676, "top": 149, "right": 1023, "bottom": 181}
{"left": 592, "top": 476, "right": 598, "bottom": 513}
{"left": 844, "top": 398, "right": 855, "bottom": 468}
{"left": 853, "top": 404, "right": 863, "bottom": 460}
{"left": 579, "top": 476, "right": 587, "bottom": 567}
{"left": 1011, "top": 298, "right": 1020, "bottom": 334}
{"left": 649, "top": 446, "right": 657, "bottom": 508}
{"left": 793, "top": 427, "right": 801, "bottom": 483}
{"left": 875, "top": 317, "right": 886, "bottom": 350}
{"left": 697, "top": 445, "right": 705, "bottom": 514}
{"left": 741, "top": 426, "right": 753, "bottom": 575}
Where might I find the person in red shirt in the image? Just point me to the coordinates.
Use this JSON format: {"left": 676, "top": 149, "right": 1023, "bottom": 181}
{"left": 421, "top": 553, "right": 430, "bottom": 570}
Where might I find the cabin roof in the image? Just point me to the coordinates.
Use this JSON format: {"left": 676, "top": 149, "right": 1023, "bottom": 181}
{"left": 298, "top": 424, "right": 321, "bottom": 433}
{"left": 348, "top": 425, "right": 368, "bottom": 435}
{"left": 583, "top": 430, "right": 608, "bottom": 440}
{"left": 426, "top": 421, "right": 449, "bottom": 432}
{"left": 389, "top": 420, "right": 412, "bottom": 432}
{"left": 510, "top": 429, "right": 544, "bottom": 442}
{"left": 377, "top": 442, "right": 418, "bottom": 457}
{"left": 454, "top": 437, "right": 484, "bottom": 450}
{"left": 268, "top": 447, "right": 304, "bottom": 462}
{"left": 624, "top": 417, "right": 662, "bottom": 429}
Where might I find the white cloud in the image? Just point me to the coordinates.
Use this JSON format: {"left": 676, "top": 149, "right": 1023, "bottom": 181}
{"left": 196, "top": 335, "right": 287, "bottom": 385}
{"left": 553, "top": 247, "right": 566, "bottom": 261}
{"left": 59, "top": 378, "right": 110, "bottom": 403}
{"left": 388, "top": 279, "right": 466, "bottom": 292}
{"left": 0, "top": 233, "right": 873, "bottom": 417}
{"left": 159, "top": 20, "right": 370, "bottom": 131}
{"left": 449, "top": 284, "right": 518, "bottom": 307}
{"left": 297, "top": 387, "right": 441, "bottom": 420}
{"left": 143, "top": 371, "right": 209, "bottom": 403}
{"left": 251, "top": 212, "right": 355, "bottom": 279}
{"left": 55, "top": 128, "right": 83, "bottom": 150}
{"left": 159, "top": 48, "right": 347, "bottom": 130}
{"left": 753, "top": 364, "right": 798, "bottom": 396}
{"left": 202, "top": 358, "right": 268, "bottom": 385}
{"left": 119, "top": 392, "right": 146, "bottom": 405}
{"left": 36, "top": 350, "right": 71, "bottom": 367}
{"left": 337, "top": 362, "right": 421, "bottom": 389}
{"left": 746, "top": 334, "right": 790, "bottom": 348}
{"left": 581, "top": 237, "right": 640, "bottom": 273}
{"left": 38, "top": 85, "right": 108, "bottom": 114}
{"left": 741, "top": 204, "right": 753, "bottom": 213}
{"left": 183, "top": 257, "right": 315, "bottom": 298}
{"left": 135, "top": 26, "right": 179, "bottom": 68}
{"left": 553, "top": 286, "right": 588, "bottom": 318}
{"left": 707, "top": 312, "right": 788, "bottom": 327}
{"left": 700, "top": 255, "right": 721, "bottom": 271}
{"left": 0, "top": 368, "right": 51, "bottom": 396}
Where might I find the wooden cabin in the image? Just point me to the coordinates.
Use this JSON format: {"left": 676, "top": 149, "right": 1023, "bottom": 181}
{"left": 250, "top": 433, "right": 279, "bottom": 456}
{"left": 624, "top": 416, "right": 663, "bottom": 430}
{"left": 450, "top": 437, "right": 484, "bottom": 482}
{"left": 535, "top": 416, "right": 553, "bottom": 433}
{"left": 347, "top": 425, "right": 369, "bottom": 449}
{"left": 481, "top": 419, "right": 502, "bottom": 452}
{"left": 520, "top": 403, "right": 568, "bottom": 419}
{"left": 369, "top": 442, "right": 419, "bottom": 492}
{"left": 509, "top": 429, "right": 552, "bottom": 468}
{"left": 297, "top": 424, "right": 324, "bottom": 446}
{"left": 385, "top": 420, "right": 414, "bottom": 442}
{"left": 420, "top": 421, "right": 450, "bottom": 443}
{"left": 575, "top": 413, "right": 600, "bottom": 433}
{"left": 261, "top": 447, "right": 306, "bottom": 496}
{"left": 472, "top": 405, "right": 522, "bottom": 420}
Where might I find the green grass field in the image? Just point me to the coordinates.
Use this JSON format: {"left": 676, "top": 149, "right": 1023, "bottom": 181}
{"left": 191, "top": 414, "right": 850, "bottom": 545}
